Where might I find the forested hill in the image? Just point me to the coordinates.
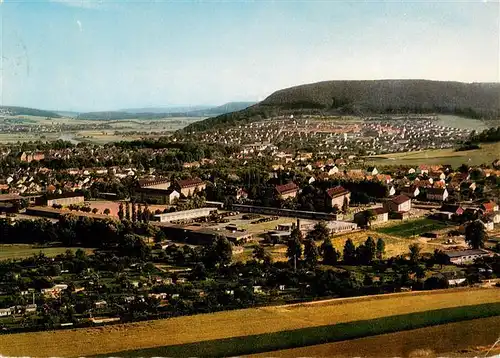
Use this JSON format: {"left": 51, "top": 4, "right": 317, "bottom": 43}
{"left": 0, "top": 106, "right": 62, "bottom": 118}
{"left": 182, "top": 80, "right": 500, "bottom": 133}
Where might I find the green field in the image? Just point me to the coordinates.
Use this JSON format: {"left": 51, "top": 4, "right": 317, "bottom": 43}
{"left": 0, "top": 245, "right": 94, "bottom": 261}
{"left": 365, "top": 142, "right": 500, "bottom": 167}
{"left": 374, "top": 218, "right": 450, "bottom": 238}
{"left": 95, "top": 303, "right": 500, "bottom": 357}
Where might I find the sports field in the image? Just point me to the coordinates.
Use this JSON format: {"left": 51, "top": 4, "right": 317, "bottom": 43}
{"left": 0, "top": 288, "right": 498, "bottom": 357}
{"left": 374, "top": 218, "right": 451, "bottom": 238}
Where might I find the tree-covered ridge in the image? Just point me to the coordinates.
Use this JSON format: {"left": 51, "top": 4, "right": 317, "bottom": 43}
{"left": 0, "top": 106, "right": 62, "bottom": 118}
{"left": 469, "top": 126, "right": 500, "bottom": 143}
{"left": 183, "top": 80, "right": 500, "bottom": 133}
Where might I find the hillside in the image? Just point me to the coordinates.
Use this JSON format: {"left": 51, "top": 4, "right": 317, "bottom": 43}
{"left": 183, "top": 80, "right": 500, "bottom": 132}
{"left": 0, "top": 106, "right": 62, "bottom": 118}
{"left": 78, "top": 102, "right": 256, "bottom": 120}
{"left": 185, "top": 102, "right": 256, "bottom": 116}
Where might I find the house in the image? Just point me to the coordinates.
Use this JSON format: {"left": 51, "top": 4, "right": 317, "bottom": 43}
{"left": 325, "top": 186, "right": 350, "bottom": 209}
{"left": 19, "top": 151, "right": 45, "bottom": 163}
{"left": 306, "top": 176, "right": 316, "bottom": 184}
{"left": 426, "top": 188, "right": 448, "bottom": 202}
{"left": 236, "top": 188, "right": 248, "bottom": 200}
{"left": 354, "top": 207, "right": 388, "bottom": 225}
{"left": 95, "top": 300, "right": 107, "bottom": 309}
{"left": 275, "top": 182, "right": 299, "bottom": 199}
{"left": 480, "top": 201, "right": 499, "bottom": 213}
{"left": 400, "top": 185, "right": 420, "bottom": 198}
{"left": 486, "top": 211, "right": 500, "bottom": 224}
{"left": 41, "top": 284, "right": 68, "bottom": 298}
{"left": 384, "top": 195, "right": 411, "bottom": 212}
{"left": 445, "top": 249, "right": 491, "bottom": 265}
{"left": 439, "top": 204, "right": 464, "bottom": 216}
{"left": 175, "top": 178, "right": 206, "bottom": 197}
{"left": 0, "top": 308, "right": 11, "bottom": 317}
{"left": 480, "top": 218, "right": 495, "bottom": 231}
{"left": 25, "top": 304, "right": 37, "bottom": 314}
{"left": 135, "top": 187, "right": 180, "bottom": 205}
{"left": 388, "top": 186, "right": 396, "bottom": 196}
{"left": 366, "top": 167, "right": 378, "bottom": 176}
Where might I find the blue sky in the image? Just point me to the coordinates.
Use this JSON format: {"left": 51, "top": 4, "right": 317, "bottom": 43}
{"left": 0, "top": 0, "right": 499, "bottom": 111}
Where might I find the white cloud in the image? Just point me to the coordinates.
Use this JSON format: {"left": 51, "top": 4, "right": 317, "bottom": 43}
{"left": 76, "top": 20, "right": 82, "bottom": 32}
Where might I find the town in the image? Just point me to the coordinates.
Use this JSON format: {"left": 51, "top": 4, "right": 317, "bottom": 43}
{"left": 0, "top": 124, "right": 499, "bottom": 334}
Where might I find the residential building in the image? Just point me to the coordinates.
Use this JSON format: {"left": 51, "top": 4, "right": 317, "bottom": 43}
{"left": 400, "top": 185, "right": 420, "bottom": 198}
{"left": 481, "top": 201, "right": 499, "bottom": 213}
{"left": 384, "top": 195, "right": 411, "bottom": 212}
{"left": 275, "top": 182, "right": 299, "bottom": 199}
{"left": 325, "top": 186, "right": 350, "bottom": 209}
{"left": 439, "top": 204, "right": 464, "bottom": 216}
{"left": 426, "top": 188, "right": 448, "bottom": 202}
{"left": 175, "top": 178, "right": 206, "bottom": 197}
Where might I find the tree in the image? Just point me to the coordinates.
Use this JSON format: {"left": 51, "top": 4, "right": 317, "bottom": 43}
{"left": 342, "top": 196, "right": 349, "bottom": 213}
{"left": 125, "top": 202, "right": 131, "bottom": 221}
{"left": 286, "top": 228, "right": 303, "bottom": 268}
{"left": 154, "top": 230, "right": 166, "bottom": 243}
{"left": 252, "top": 245, "right": 267, "bottom": 263}
{"left": 364, "top": 210, "right": 376, "bottom": 228}
{"left": 343, "top": 239, "right": 357, "bottom": 265}
{"left": 131, "top": 202, "right": 137, "bottom": 222}
{"left": 307, "top": 221, "right": 330, "bottom": 242}
{"left": 433, "top": 249, "right": 449, "bottom": 268}
{"left": 363, "top": 237, "right": 377, "bottom": 264}
{"left": 103, "top": 208, "right": 110, "bottom": 215}
{"left": 320, "top": 238, "right": 339, "bottom": 265}
{"left": 118, "top": 203, "right": 124, "bottom": 221}
{"left": 409, "top": 243, "right": 421, "bottom": 264}
{"left": 137, "top": 204, "right": 143, "bottom": 222}
{"left": 304, "top": 238, "right": 319, "bottom": 267}
{"left": 465, "top": 220, "right": 487, "bottom": 249}
{"left": 203, "top": 236, "right": 233, "bottom": 268}
{"left": 376, "top": 238, "right": 386, "bottom": 260}
{"left": 91, "top": 208, "right": 99, "bottom": 214}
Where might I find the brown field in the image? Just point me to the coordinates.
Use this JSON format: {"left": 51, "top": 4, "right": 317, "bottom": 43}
{"left": 0, "top": 288, "right": 498, "bottom": 357}
{"left": 249, "top": 316, "right": 500, "bottom": 358}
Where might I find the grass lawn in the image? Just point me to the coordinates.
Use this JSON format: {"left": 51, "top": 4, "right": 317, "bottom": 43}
{"left": 374, "top": 218, "right": 450, "bottom": 238}
{"left": 364, "top": 142, "right": 500, "bottom": 167}
{"left": 1, "top": 288, "right": 498, "bottom": 357}
{"left": 0, "top": 244, "right": 94, "bottom": 261}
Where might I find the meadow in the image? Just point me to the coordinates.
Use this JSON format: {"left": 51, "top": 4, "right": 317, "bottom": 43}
{"left": 249, "top": 315, "right": 500, "bottom": 358}
{"left": 0, "top": 288, "right": 498, "bottom": 357}
{"left": 365, "top": 141, "right": 500, "bottom": 167}
{"left": 0, "top": 244, "right": 93, "bottom": 261}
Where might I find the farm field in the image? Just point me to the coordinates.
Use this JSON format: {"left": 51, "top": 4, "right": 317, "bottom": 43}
{"left": 248, "top": 315, "right": 500, "bottom": 358}
{"left": 374, "top": 218, "right": 451, "bottom": 238}
{"left": 0, "top": 244, "right": 94, "bottom": 260}
{"left": 0, "top": 288, "right": 498, "bottom": 357}
{"left": 365, "top": 141, "right": 500, "bottom": 167}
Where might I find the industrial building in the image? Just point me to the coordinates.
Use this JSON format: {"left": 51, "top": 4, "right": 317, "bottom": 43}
{"left": 152, "top": 207, "right": 217, "bottom": 223}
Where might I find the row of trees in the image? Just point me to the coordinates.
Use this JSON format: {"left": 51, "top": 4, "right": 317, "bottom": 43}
{"left": 282, "top": 222, "right": 387, "bottom": 268}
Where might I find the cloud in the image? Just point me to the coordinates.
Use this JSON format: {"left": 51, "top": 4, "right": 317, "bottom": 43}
{"left": 76, "top": 20, "right": 83, "bottom": 32}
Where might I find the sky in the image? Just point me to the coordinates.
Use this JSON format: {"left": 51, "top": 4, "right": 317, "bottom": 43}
{"left": 0, "top": 0, "right": 499, "bottom": 112}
